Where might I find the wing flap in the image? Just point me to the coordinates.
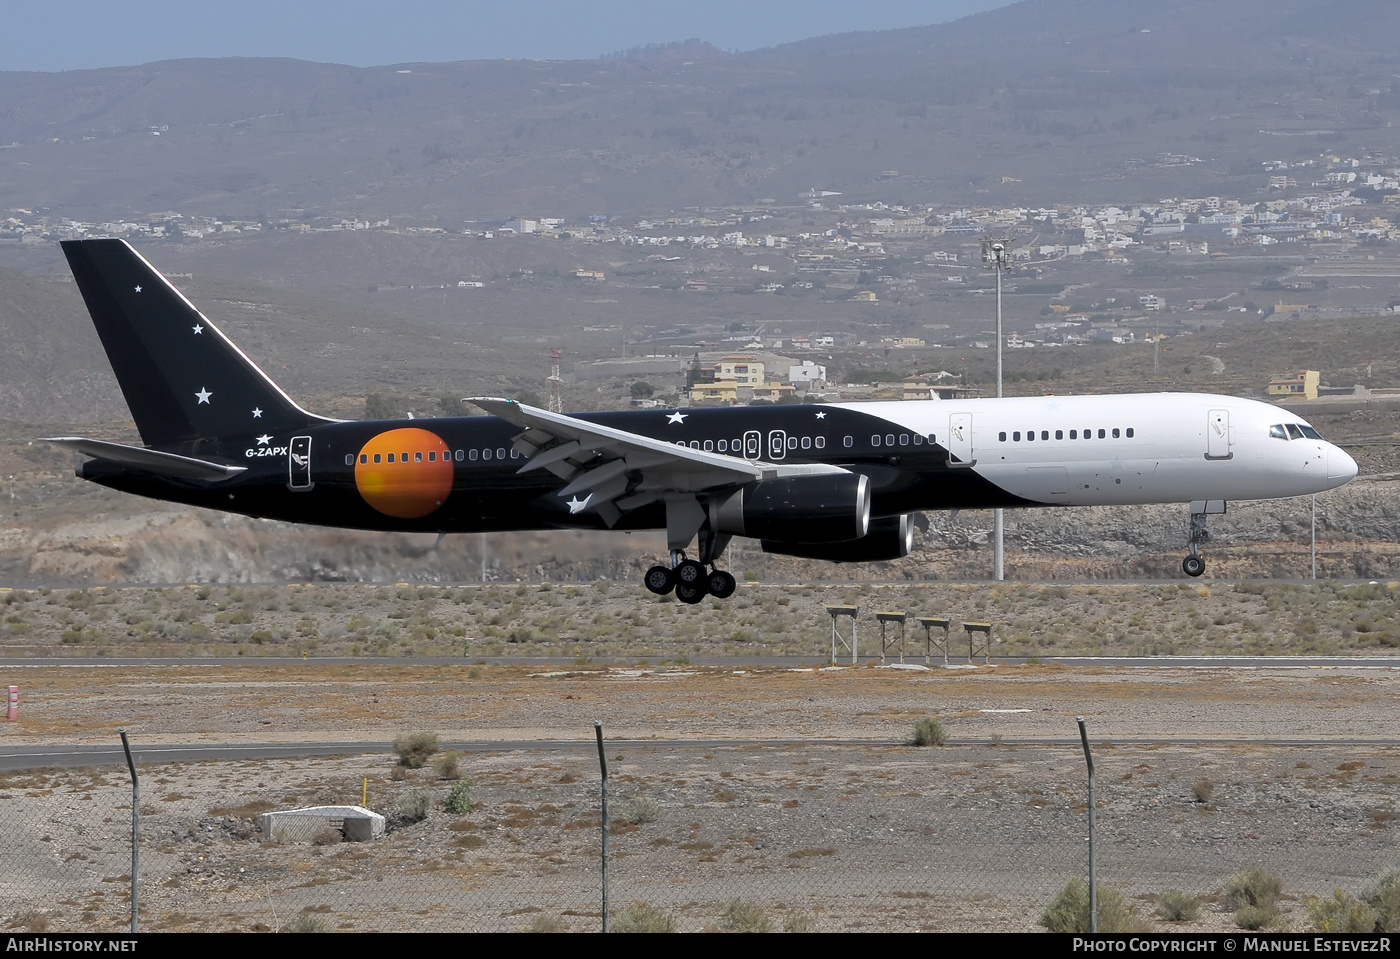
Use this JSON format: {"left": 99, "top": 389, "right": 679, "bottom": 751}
{"left": 467, "top": 397, "right": 849, "bottom": 522}
{"left": 473, "top": 396, "right": 770, "bottom": 480}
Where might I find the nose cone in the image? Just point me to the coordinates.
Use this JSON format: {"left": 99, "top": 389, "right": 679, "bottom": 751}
{"left": 1328, "top": 445, "right": 1358, "bottom": 484}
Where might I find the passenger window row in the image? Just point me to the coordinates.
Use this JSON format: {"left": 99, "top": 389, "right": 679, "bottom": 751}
{"left": 346, "top": 448, "right": 520, "bottom": 466}
{"left": 673, "top": 437, "right": 828, "bottom": 453}
{"left": 868, "top": 433, "right": 936, "bottom": 448}
{"left": 998, "top": 428, "right": 1135, "bottom": 442}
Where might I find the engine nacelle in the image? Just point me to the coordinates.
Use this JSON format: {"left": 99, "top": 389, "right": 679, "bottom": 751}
{"left": 761, "top": 513, "right": 916, "bottom": 563}
{"left": 711, "top": 473, "right": 870, "bottom": 544}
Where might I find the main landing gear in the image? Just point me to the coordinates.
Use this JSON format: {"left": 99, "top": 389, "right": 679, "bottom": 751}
{"left": 643, "top": 494, "right": 738, "bottom": 603}
{"left": 1182, "top": 499, "right": 1226, "bottom": 578}
{"left": 644, "top": 551, "right": 737, "bottom": 604}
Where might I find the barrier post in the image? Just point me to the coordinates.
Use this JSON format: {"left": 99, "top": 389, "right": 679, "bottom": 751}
{"left": 1077, "top": 716, "right": 1096, "bottom": 934}
{"left": 595, "top": 721, "right": 609, "bottom": 933}
{"left": 119, "top": 727, "right": 140, "bottom": 933}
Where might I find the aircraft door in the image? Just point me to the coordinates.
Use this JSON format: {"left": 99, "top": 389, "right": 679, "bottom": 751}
{"left": 1206, "top": 409, "right": 1232, "bottom": 460}
{"left": 743, "top": 431, "right": 762, "bottom": 460}
{"left": 947, "top": 413, "right": 975, "bottom": 467}
{"left": 767, "top": 429, "right": 788, "bottom": 460}
{"left": 288, "top": 436, "right": 314, "bottom": 491}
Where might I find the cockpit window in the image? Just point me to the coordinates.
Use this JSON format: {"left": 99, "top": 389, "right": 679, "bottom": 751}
{"left": 1272, "top": 422, "right": 1327, "bottom": 441}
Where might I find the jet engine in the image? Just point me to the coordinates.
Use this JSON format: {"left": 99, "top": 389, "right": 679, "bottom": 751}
{"left": 761, "top": 513, "right": 917, "bottom": 563}
{"left": 710, "top": 473, "right": 870, "bottom": 544}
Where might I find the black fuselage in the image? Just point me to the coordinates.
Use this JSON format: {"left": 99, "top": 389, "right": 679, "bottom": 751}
{"left": 81, "top": 403, "right": 1020, "bottom": 534}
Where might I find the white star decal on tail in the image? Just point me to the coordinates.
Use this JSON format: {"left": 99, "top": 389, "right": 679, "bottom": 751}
{"left": 666, "top": 411, "right": 688, "bottom": 425}
{"left": 133, "top": 285, "right": 142, "bottom": 293}
{"left": 195, "top": 388, "right": 212, "bottom": 404}
{"left": 251, "top": 408, "right": 263, "bottom": 418}
{"left": 255, "top": 434, "right": 272, "bottom": 446}
{"left": 815, "top": 411, "right": 826, "bottom": 419}
{"left": 566, "top": 494, "right": 593, "bottom": 514}
{"left": 193, "top": 324, "right": 203, "bottom": 334}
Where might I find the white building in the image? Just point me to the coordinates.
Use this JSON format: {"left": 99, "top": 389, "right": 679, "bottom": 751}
{"left": 788, "top": 361, "right": 828, "bottom": 386}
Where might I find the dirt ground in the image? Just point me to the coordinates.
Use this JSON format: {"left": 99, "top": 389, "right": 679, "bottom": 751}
{"left": 5, "top": 661, "right": 1400, "bottom": 932}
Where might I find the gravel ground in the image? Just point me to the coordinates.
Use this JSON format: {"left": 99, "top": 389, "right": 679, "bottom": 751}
{"left": 5, "top": 662, "right": 1400, "bottom": 932}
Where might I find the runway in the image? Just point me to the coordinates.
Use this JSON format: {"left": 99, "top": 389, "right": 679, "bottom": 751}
{"left": 5, "top": 654, "right": 1400, "bottom": 669}
{"left": 5, "top": 654, "right": 1400, "bottom": 770}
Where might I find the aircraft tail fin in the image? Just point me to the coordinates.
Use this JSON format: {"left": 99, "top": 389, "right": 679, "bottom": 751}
{"left": 60, "top": 238, "right": 332, "bottom": 450}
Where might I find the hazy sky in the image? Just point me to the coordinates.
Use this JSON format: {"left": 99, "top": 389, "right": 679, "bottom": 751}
{"left": 5, "top": 1, "right": 1015, "bottom": 72}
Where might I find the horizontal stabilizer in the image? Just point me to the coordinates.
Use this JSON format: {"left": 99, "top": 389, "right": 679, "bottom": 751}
{"left": 42, "top": 437, "right": 248, "bottom": 482}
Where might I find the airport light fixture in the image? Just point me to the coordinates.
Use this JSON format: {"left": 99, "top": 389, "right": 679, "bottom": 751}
{"left": 982, "top": 237, "right": 1014, "bottom": 582}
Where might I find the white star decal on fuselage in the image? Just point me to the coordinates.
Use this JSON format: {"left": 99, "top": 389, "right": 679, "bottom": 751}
{"left": 134, "top": 285, "right": 141, "bottom": 293}
{"left": 255, "top": 434, "right": 272, "bottom": 446}
{"left": 193, "top": 324, "right": 203, "bottom": 334}
{"left": 566, "top": 494, "right": 592, "bottom": 514}
{"left": 252, "top": 408, "right": 263, "bottom": 418}
{"left": 815, "top": 411, "right": 826, "bottom": 419}
{"left": 666, "top": 412, "right": 687, "bottom": 425}
{"left": 195, "top": 388, "right": 212, "bottom": 404}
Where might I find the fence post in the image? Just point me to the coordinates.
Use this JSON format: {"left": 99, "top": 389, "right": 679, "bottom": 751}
{"left": 118, "top": 727, "right": 139, "bottom": 934}
{"left": 594, "top": 721, "right": 609, "bottom": 933}
{"left": 1076, "top": 716, "right": 1095, "bottom": 934}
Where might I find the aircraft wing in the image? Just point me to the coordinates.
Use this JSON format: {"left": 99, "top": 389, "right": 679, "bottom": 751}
{"left": 468, "top": 398, "right": 847, "bottom": 526}
{"left": 42, "top": 437, "right": 248, "bottom": 482}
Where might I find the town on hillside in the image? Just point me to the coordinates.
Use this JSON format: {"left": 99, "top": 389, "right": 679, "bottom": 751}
{"left": 10, "top": 149, "right": 1400, "bottom": 410}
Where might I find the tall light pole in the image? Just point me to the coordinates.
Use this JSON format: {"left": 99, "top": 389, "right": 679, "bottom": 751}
{"left": 982, "top": 237, "right": 1013, "bottom": 582}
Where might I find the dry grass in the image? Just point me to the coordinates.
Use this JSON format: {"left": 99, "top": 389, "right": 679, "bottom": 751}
{"left": 5, "top": 579, "right": 1400, "bottom": 662}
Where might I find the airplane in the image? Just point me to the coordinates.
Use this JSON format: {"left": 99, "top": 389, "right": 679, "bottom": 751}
{"left": 46, "top": 238, "right": 1358, "bottom": 603}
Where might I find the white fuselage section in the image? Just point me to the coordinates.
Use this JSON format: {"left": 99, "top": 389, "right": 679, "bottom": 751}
{"left": 834, "top": 393, "right": 1357, "bottom": 507}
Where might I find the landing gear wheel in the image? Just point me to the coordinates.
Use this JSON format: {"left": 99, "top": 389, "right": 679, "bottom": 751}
{"left": 644, "top": 565, "right": 676, "bottom": 595}
{"left": 1183, "top": 502, "right": 1220, "bottom": 580}
{"left": 675, "top": 581, "right": 707, "bottom": 604}
{"left": 707, "top": 570, "right": 737, "bottom": 599}
{"left": 675, "top": 559, "right": 707, "bottom": 587}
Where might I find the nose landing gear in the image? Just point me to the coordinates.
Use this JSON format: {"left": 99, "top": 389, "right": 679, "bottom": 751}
{"left": 1182, "top": 499, "right": 1226, "bottom": 578}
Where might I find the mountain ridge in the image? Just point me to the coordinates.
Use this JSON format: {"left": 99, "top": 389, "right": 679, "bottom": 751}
{"left": 1, "top": 0, "right": 1397, "bottom": 223}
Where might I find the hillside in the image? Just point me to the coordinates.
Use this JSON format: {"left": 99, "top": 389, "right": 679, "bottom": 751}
{"left": 0, "top": 267, "right": 120, "bottom": 420}
{"left": 1, "top": 0, "right": 1398, "bottom": 222}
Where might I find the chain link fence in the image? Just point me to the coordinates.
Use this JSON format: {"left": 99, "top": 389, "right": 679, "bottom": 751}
{"left": 5, "top": 731, "right": 1400, "bottom": 932}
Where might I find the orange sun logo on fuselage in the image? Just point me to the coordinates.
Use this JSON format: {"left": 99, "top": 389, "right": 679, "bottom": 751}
{"left": 354, "top": 427, "right": 454, "bottom": 519}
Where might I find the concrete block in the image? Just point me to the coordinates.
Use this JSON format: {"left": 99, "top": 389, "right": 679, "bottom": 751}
{"left": 258, "top": 804, "right": 385, "bottom": 843}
